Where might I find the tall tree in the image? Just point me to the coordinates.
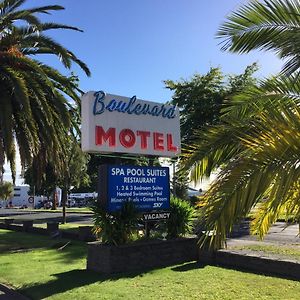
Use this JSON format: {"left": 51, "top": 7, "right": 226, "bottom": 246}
{"left": 25, "top": 115, "right": 89, "bottom": 221}
{"left": 0, "top": 0, "right": 90, "bottom": 183}
{"left": 182, "top": 0, "right": 300, "bottom": 249}
{"left": 60, "top": 135, "right": 89, "bottom": 223}
{"left": 165, "top": 65, "right": 257, "bottom": 196}
{"left": 164, "top": 64, "right": 258, "bottom": 147}
{"left": 183, "top": 76, "right": 300, "bottom": 248}
{"left": 24, "top": 138, "right": 89, "bottom": 218}
{"left": 24, "top": 163, "right": 57, "bottom": 206}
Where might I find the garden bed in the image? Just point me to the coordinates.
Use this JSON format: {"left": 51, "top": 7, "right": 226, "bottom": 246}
{"left": 87, "top": 237, "right": 198, "bottom": 274}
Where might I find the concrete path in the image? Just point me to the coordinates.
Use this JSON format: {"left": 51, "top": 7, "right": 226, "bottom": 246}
{"left": 228, "top": 221, "right": 300, "bottom": 245}
{"left": 225, "top": 221, "right": 300, "bottom": 268}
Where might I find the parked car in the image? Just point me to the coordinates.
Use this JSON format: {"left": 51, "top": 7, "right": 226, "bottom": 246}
{"left": 35, "top": 200, "right": 52, "bottom": 209}
{"left": 67, "top": 199, "right": 76, "bottom": 208}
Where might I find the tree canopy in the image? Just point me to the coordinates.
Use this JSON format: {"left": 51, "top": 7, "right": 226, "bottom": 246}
{"left": 164, "top": 64, "right": 258, "bottom": 147}
{"left": 165, "top": 65, "right": 258, "bottom": 197}
{"left": 24, "top": 111, "right": 89, "bottom": 218}
{"left": 183, "top": 75, "right": 300, "bottom": 248}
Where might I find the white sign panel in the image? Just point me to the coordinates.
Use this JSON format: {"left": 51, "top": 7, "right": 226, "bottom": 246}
{"left": 81, "top": 91, "right": 181, "bottom": 157}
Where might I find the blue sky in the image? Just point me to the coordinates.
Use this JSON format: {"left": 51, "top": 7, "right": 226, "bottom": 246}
{"left": 28, "top": 0, "right": 282, "bottom": 102}
{"left": 5, "top": 0, "right": 283, "bottom": 184}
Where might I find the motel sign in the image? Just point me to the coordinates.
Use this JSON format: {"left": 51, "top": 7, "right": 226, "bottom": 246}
{"left": 81, "top": 91, "right": 181, "bottom": 157}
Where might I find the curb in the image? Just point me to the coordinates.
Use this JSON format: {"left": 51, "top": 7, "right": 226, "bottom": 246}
{"left": 199, "top": 249, "right": 300, "bottom": 280}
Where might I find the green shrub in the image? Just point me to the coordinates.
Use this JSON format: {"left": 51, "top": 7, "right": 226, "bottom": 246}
{"left": 0, "top": 181, "right": 13, "bottom": 201}
{"left": 166, "top": 196, "right": 196, "bottom": 238}
{"left": 92, "top": 201, "right": 139, "bottom": 245}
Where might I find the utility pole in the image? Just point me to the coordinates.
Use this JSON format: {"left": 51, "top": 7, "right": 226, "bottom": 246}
{"left": 172, "top": 159, "right": 176, "bottom": 197}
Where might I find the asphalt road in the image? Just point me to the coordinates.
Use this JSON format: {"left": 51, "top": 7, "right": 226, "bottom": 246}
{"left": 0, "top": 209, "right": 299, "bottom": 243}
{"left": 0, "top": 208, "right": 93, "bottom": 225}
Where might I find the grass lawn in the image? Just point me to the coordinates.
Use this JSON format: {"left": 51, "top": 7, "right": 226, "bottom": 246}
{"left": 1, "top": 230, "right": 300, "bottom": 300}
{"left": 35, "top": 222, "right": 93, "bottom": 234}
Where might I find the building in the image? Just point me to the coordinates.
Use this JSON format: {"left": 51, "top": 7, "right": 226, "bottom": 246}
{"left": 68, "top": 192, "right": 97, "bottom": 207}
{"left": 0, "top": 185, "right": 32, "bottom": 208}
{"left": 0, "top": 185, "right": 61, "bottom": 208}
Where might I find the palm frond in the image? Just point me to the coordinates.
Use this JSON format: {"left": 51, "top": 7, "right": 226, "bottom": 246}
{"left": 184, "top": 77, "right": 300, "bottom": 249}
{"left": 0, "top": 0, "right": 89, "bottom": 182}
{"left": 217, "top": 0, "right": 300, "bottom": 75}
{"left": 0, "top": 0, "right": 26, "bottom": 14}
{"left": 38, "top": 22, "right": 83, "bottom": 32}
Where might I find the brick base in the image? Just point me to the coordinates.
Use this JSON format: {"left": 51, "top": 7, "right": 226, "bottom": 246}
{"left": 87, "top": 238, "right": 198, "bottom": 274}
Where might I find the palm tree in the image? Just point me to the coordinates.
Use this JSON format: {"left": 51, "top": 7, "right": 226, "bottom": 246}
{"left": 0, "top": 0, "right": 90, "bottom": 183}
{"left": 183, "top": 76, "right": 300, "bottom": 248}
{"left": 181, "top": 0, "right": 300, "bottom": 249}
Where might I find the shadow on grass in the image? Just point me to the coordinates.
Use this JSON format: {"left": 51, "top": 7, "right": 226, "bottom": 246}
{"left": 20, "top": 268, "right": 151, "bottom": 299}
{"left": 21, "top": 260, "right": 300, "bottom": 299}
{"left": 0, "top": 229, "right": 87, "bottom": 263}
{"left": 171, "top": 261, "right": 205, "bottom": 272}
{"left": 213, "top": 263, "right": 300, "bottom": 282}
{"left": 12, "top": 259, "right": 300, "bottom": 299}
{"left": 0, "top": 230, "right": 51, "bottom": 253}
{"left": 50, "top": 241, "right": 87, "bottom": 263}
{"left": 173, "top": 260, "right": 300, "bottom": 283}
{"left": 20, "top": 261, "right": 209, "bottom": 299}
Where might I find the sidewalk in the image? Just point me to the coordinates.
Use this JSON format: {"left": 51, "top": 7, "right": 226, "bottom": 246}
{"left": 215, "top": 221, "right": 300, "bottom": 279}
{"left": 227, "top": 221, "right": 300, "bottom": 248}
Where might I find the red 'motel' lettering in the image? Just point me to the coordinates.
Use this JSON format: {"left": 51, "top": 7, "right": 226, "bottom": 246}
{"left": 167, "top": 133, "right": 177, "bottom": 152}
{"left": 119, "top": 129, "right": 136, "bottom": 148}
{"left": 137, "top": 130, "right": 150, "bottom": 149}
{"left": 153, "top": 132, "right": 164, "bottom": 151}
{"left": 95, "top": 126, "right": 178, "bottom": 153}
{"left": 95, "top": 126, "right": 116, "bottom": 147}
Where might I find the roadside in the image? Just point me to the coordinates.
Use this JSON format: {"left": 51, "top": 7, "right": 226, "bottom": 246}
{"left": 224, "top": 221, "right": 300, "bottom": 265}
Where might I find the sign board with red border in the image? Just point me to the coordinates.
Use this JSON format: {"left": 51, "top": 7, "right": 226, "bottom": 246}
{"left": 81, "top": 91, "right": 181, "bottom": 157}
